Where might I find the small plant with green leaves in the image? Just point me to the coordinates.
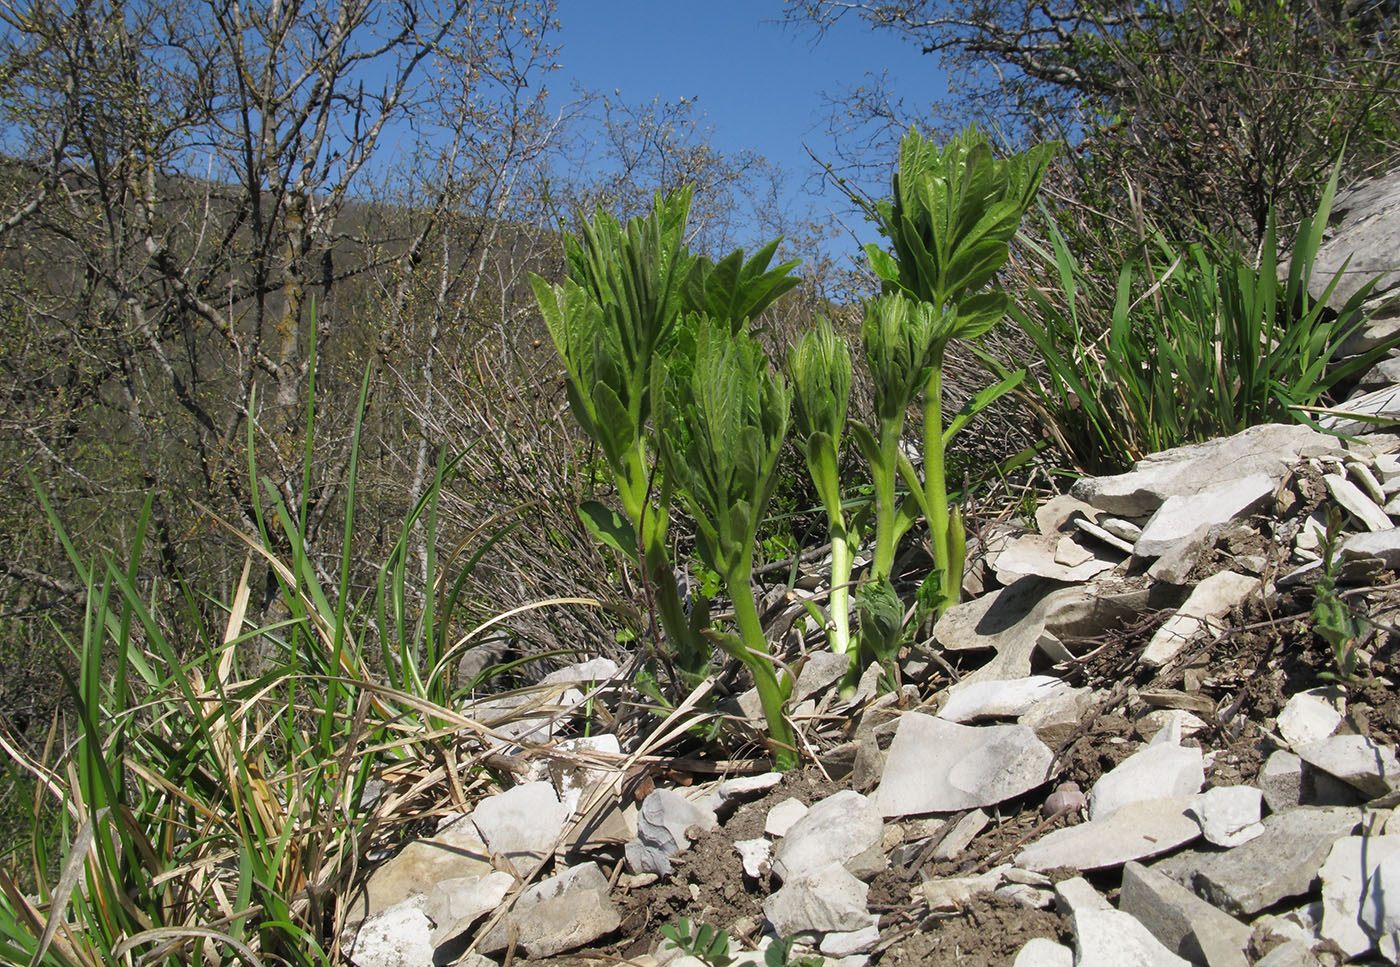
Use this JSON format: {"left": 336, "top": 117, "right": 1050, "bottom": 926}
{"left": 531, "top": 190, "right": 798, "bottom": 694}
{"left": 653, "top": 313, "right": 798, "bottom": 770}
{"left": 1313, "top": 507, "right": 1367, "bottom": 683}
{"left": 787, "top": 317, "right": 858, "bottom": 662}
{"left": 660, "top": 917, "right": 825, "bottom": 967}
{"left": 832, "top": 126, "right": 1052, "bottom": 654}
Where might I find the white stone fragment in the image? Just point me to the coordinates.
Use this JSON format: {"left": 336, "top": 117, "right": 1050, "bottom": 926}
{"left": 762, "top": 863, "right": 877, "bottom": 936}
{"left": 1326, "top": 472, "right": 1394, "bottom": 531}
{"left": 347, "top": 896, "right": 435, "bottom": 967}
{"left": 939, "top": 675, "right": 1069, "bottom": 723}
{"left": 734, "top": 838, "right": 771, "bottom": 879}
{"left": 1318, "top": 835, "right": 1400, "bottom": 960}
{"left": 876, "top": 713, "right": 1054, "bottom": 818}
{"left": 1350, "top": 460, "right": 1388, "bottom": 505}
{"left": 1073, "top": 908, "right": 1192, "bottom": 967}
{"left": 820, "top": 925, "right": 880, "bottom": 957}
{"left": 1134, "top": 473, "right": 1273, "bottom": 559}
{"left": 1188, "top": 786, "right": 1265, "bottom": 847}
{"left": 472, "top": 780, "right": 571, "bottom": 879}
{"left": 1298, "top": 735, "right": 1400, "bottom": 799}
{"left": 1090, "top": 742, "right": 1205, "bottom": 821}
{"left": 1013, "top": 938, "right": 1074, "bottom": 967}
{"left": 1142, "top": 571, "right": 1261, "bottom": 667}
{"left": 1277, "top": 688, "right": 1346, "bottom": 751}
{"left": 764, "top": 797, "right": 809, "bottom": 838}
{"left": 1016, "top": 797, "right": 1201, "bottom": 872}
{"left": 772, "top": 790, "right": 884, "bottom": 882}
{"left": 424, "top": 871, "right": 515, "bottom": 946}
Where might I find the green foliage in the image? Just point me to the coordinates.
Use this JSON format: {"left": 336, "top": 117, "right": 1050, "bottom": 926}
{"left": 660, "top": 917, "right": 824, "bottom": 967}
{"left": 1313, "top": 508, "right": 1366, "bottom": 684}
{"left": 531, "top": 188, "right": 711, "bottom": 686}
{"left": 788, "top": 317, "right": 857, "bottom": 659}
{"left": 654, "top": 313, "right": 798, "bottom": 769}
{"left": 851, "top": 126, "right": 1051, "bottom": 624}
{"left": 1013, "top": 157, "right": 1399, "bottom": 474}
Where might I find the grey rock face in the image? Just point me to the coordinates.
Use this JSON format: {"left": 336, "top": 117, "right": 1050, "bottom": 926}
{"left": 1307, "top": 165, "right": 1400, "bottom": 310}
{"left": 1141, "top": 571, "right": 1261, "bottom": 668}
{"left": 875, "top": 713, "right": 1054, "bottom": 817}
{"left": 1187, "top": 785, "right": 1264, "bottom": 848}
{"left": 1150, "top": 806, "right": 1365, "bottom": 916}
{"left": 1133, "top": 473, "right": 1273, "bottom": 558}
{"left": 356, "top": 813, "right": 492, "bottom": 923}
{"left": 1119, "top": 861, "right": 1252, "bottom": 967}
{"left": 1070, "top": 424, "right": 1345, "bottom": 516}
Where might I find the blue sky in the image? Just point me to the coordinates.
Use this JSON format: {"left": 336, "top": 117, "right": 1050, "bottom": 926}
{"left": 550, "top": 2, "right": 948, "bottom": 252}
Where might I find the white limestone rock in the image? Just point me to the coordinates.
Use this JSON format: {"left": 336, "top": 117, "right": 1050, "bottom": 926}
{"left": 1316, "top": 834, "right": 1400, "bottom": 961}
{"left": 1325, "top": 472, "right": 1394, "bottom": 532}
{"left": 762, "top": 863, "right": 877, "bottom": 936}
{"left": 471, "top": 780, "right": 570, "bottom": 878}
{"left": 1013, "top": 938, "right": 1074, "bottom": 967}
{"left": 477, "top": 861, "right": 621, "bottom": 958}
{"left": 1277, "top": 688, "right": 1345, "bottom": 751}
{"left": 772, "top": 790, "right": 884, "bottom": 882}
{"left": 764, "top": 797, "right": 809, "bottom": 838}
{"left": 1188, "top": 785, "right": 1265, "bottom": 848}
{"left": 356, "top": 813, "right": 492, "bottom": 923}
{"left": 423, "top": 871, "right": 514, "bottom": 947}
{"left": 1297, "top": 734, "right": 1400, "bottom": 799}
{"left": 1133, "top": 473, "right": 1273, "bottom": 559}
{"left": 734, "top": 838, "right": 771, "bottom": 879}
{"left": 1089, "top": 741, "right": 1205, "bottom": 821}
{"left": 1069, "top": 424, "right": 1345, "bottom": 517}
{"left": 938, "top": 675, "right": 1069, "bottom": 723}
{"left": 346, "top": 895, "right": 435, "bottom": 967}
{"left": 1072, "top": 907, "right": 1192, "bottom": 967}
{"left": 1141, "top": 571, "right": 1261, "bottom": 667}
{"left": 1119, "top": 861, "right": 1252, "bottom": 967}
{"left": 1016, "top": 797, "right": 1202, "bottom": 872}
{"left": 875, "top": 713, "right": 1054, "bottom": 818}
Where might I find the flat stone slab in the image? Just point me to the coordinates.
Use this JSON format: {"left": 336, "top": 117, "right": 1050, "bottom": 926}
{"left": 939, "top": 675, "right": 1070, "bottom": 723}
{"left": 1073, "top": 907, "right": 1192, "bottom": 967}
{"left": 1133, "top": 473, "right": 1273, "bottom": 559}
{"left": 358, "top": 813, "right": 493, "bottom": 922}
{"left": 876, "top": 713, "right": 1054, "bottom": 818}
{"left": 471, "top": 780, "right": 570, "bottom": 878}
{"left": 1297, "top": 734, "right": 1400, "bottom": 798}
{"left": 1326, "top": 472, "right": 1395, "bottom": 532}
{"left": 1343, "top": 527, "right": 1400, "bottom": 568}
{"left": 1319, "top": 834, "right": 1400, "bottom": 960}
{"left": 762, "top": 862, "right": 877, "bottom": 936}
{"left": 1070, "top": 424, "right": 1345, "bottom": 517}
{"left": 477, "top": 861, "right": 621, "bottom": 958}
{"left": 991, "top": 532, "right": 1118, "bottom": 584}
{"left": 1015, "top": 797, "right": 1202, "bottom": 872}
{"left": 1142, "top": 571, "right": 1261, "bottom": 667}
{"left": 1089, "top": 742, "right": 1204, "bottom": 821}
{"left": 1149, "top": 806, "right": 1365, "bottom": 916}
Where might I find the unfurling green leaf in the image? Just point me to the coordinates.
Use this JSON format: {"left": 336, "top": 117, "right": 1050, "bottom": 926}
{"left": 577, "top": 500, "right": 639, "bottom": 566}
{"left": 688, "top": 237, "right": 802, "bottom": 333}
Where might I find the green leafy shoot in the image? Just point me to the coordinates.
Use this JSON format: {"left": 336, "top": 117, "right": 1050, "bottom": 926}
{"left": 688, "top": 237, "right": 802, "bottom": 334}
{"left": 852, "top": 125, "right": 1053, "bottom": 621}
{"left": 531, "top": 188, "right": 710, "bottom": 685}
{"left": 788, "top": 317, "right": 857, "bottom": 664}
{"left": 654, "top": 313, "right": 798, "bottom": 770}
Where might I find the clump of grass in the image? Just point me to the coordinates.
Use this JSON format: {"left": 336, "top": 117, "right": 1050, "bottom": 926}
{"left": 0, "top": 345, "right": 603, "bottom": 964}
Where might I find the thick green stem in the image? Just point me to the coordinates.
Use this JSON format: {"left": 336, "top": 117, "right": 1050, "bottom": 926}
{"left": 827, "top": 525, "right": 853, "bottom": 656}
{"left": 727, "top": 571, "right": 798, "bottom": 770}
{"left": 870, "top": 419, "right": 902, "bottom": 581}
{"left": 623, "top": 441, "right": 710, "bottom": 684}
{"left": 921, "top": 362, "right": 959, "bottom": 616}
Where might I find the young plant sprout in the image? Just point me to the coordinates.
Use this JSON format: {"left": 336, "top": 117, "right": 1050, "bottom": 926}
{"left": 654, "top": 313, "right": 798, "bottom": 769}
